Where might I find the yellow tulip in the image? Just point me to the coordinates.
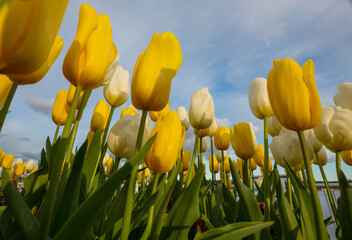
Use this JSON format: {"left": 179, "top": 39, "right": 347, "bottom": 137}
{"left": 144, "top": 111, "right": 182, "bottom": 173}
{"left": 178, "top": 127, "right": 186, "bottom": 158}
{"left": 224, "top": 156, "right": 231, "bottom": 174}
{"left": 66, "top": 84, "right": 84, "bottom": 108}
{"left": 267, "top": 58, "right": 321, "bottom": 131}
{"left": 8, "top": 35, "right": 64, "bottom": 85}
{"left": 0, "top": 75, "right": 13, "bottom": 108}
{"left": 183, "top": 169, "right": 195, "bottom": 184}
{"left": 90, "top": 99, "right": 111, "bottom": 132}
{"left": 11, "top": 162, "right": 25, "bottom": 177}
{"left": 120, "top": 105, "right": 137, "bottom": 118}
{"left": 143, "top": 164, "right": 150, "bottom": 178}
{"left": 194, "top": 127, "right": 210, "bottom": 138}
{"left": 52, "top": 89, "right": 69, "bottom": 126}
{"left": 214, "top": 126, "right": 230, "bottom": 150}
{"left": 149, "top": 101, "right": 170, "bottom": 122}
{"left": 2, "top": 153, "right": 14, "bottom": 169}
{"left": 227, "top": 176, "right": 233, "bottom": 189}
{"left": 208, "top": 155, "right": 219, "bottom": 173}
{"left": 0, "top": 0, "right": 69, "bottom": 75}
{"left": 31, "top": 166, "right": 38, "bottom": 174}
{"left": 63, "top": 3, "right": 115, "bottom": 90}
{"left": 182, "top": 149, "right": 192, "bottom": 171}
{"left": 230, "top": 122, "right": 257, "bottom": 160}
{"left": 86, "top": 130, "right": 102, "bottom": 149}
{"left": 250, "top": 158, "right": 257, "bottom": 171}
{"left": 131, "top": 32, "right": 182, "bottom": 111}
{"left": 0, "top": 149, "right": 5, "bottom": 166}
{"left": 106, "top": 158, "right": 113, "bottom": 175}
{"left": 253, "top": 144, "right": 264, "bottom": 167}
{"left": 137, "top": 170, "right": 143, "bottom": 184}
{"left": 234, "top": 159, "right": 243, "bottom": 179}
{"left": 341, "top": 150, "right": 352, "bottom": 166}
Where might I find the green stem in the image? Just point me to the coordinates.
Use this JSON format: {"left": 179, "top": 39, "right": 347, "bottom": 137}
{"left": 120, "top": 109, "right": 148, "bottom": 240}
{"left": 39, "top": 84, "right": 82, "bottom": 240}
{"left": 287, "top": 177, "right": 293, "bottom": 208}
{"left": 198, "top": 137, "right": 202, "bottom": 167}
{"left": 140, "top": 173, "right": 160, "bottom": 240}
{"left": 263, "top": 116, "right": 271, "bottom": 220}
{"left": 101, "top": 106, "right": 116, "bottom": 151}
{"left": 180, "top": 148, "right": 184, "bottom": 184}
{"left": 301, "top": 169, "right": 308, "bottom": 188}
{"left": 316, "top": 151, "right": 338, "bottom": 225}
{"left": 53, "top": 125, "right": 60, "bottom": 144}
{"left": 336, "top": 151, "right": 341, "bottom": 179}
{"left": 297, "top": 131, "right": 327, "bottom": 240}
{"left": 186, "top": 129, "right": 199, "bottom": 187}
{"left": 210, "top": 137, "right": 215, "bottom": 187}
{"left": 141, "top": 165, "right": 146, "bottom": 190}
{"left": 65, "top": 120, "right": 79, "bottom": 165}
{"left": 222, "top": 150, "right": 227, "bottom": 188}
{"left": 243, "top": 159, "right": 250, "bottom": 188}
{"left": 0, "top": 80, "right": 18, "bottom": 133}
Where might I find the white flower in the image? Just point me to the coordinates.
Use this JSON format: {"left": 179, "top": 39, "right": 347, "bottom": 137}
{"left": 248, "top": 78, "right": 273, "bottom": 119}
{"left": 176, "top": 106, "right": 189, "bottom": 130}
{"left": 333, "top": 82, "right": 352, "bottom": 111}
{"left": 189, "top": 88, "right": 214, "bottom": 129}
{"left": 267, "top": 115, "right": 282, "bottom": 137}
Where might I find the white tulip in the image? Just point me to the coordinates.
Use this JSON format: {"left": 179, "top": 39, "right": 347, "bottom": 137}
{"left": 107, "top": 113, "right": 151, "bottom": 159}
{"left": 267, "top": 115, "right": 282, "bottom": 137}
{"left": 201, "top": 137, "right": 207, "bottom": 153}
{"left": 176, "top": 106, "right": 189, "bottom": 130}
{"left": 313, "top": 147, "right": 328, "bottom": 166}
{"left": 333, "top": 82, "right": 352, "bottom": 111}
{"left": 208, "top": 118, "right": 218, "bottom": 137}
{"left": 248, "top": 78, "right": 273, "bottom": 119}
{"left": 14, "top": 158, "right": 23, "bottom": 164}
{"left": 26, "top": 159, "right": 35, "bottom": 172}
{"left": 215, "top": 149, "right": 227, "bottom": 162}
{"left": 189, "top": 88, "right": 214, "bottom": 129}
{"left": 269, "top": 128, "right": 314, "bottom": 171}
{"left": 314, "top": 105, "right": 352, "bottom": 152}
{"left": 102, "top": 152, "right": 110, "bottom": 166}
{"left": 307, "top": 129, "right": 322, "bottom": 153}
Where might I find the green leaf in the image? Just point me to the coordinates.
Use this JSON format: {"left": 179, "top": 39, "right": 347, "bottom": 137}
{"left": 210, "top": 184, "right": 224, "bottom": 228}
{"left": 273, "top": 167, "right": 302, "bottom": 240}
{"left": 222, "top": 184, "right": 237, "bottom": 223}
{"left": 337, "top": 170, "right": 352, "bottom": 239}
{"left": 82, "top": 129, "right": 102, "bottom": 194}
{"left": 53, "top": 134, "right": 156, "bottom": 240}
{"left": 51, "top": 141, "right": 88, "bottom": 235}
{"left": 160, "top": 165, "right": 205, "bottom": 240}
{"left": 1, "top": 170, "right": 40, "bottom": 239}
{"left": 199, "top": 213, "right": 215, "bottom": 230}
{"left": 194, "top": 221, "right": 273, "bottom": 240}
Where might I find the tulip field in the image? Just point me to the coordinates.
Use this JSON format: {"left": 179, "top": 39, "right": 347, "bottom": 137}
{"left": 1, "top": 1, "right": 352, "bottom": 240}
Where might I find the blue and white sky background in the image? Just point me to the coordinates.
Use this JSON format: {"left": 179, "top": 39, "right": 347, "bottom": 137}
{"left": 1, "top": 0, "right": 352, "bottom": 181}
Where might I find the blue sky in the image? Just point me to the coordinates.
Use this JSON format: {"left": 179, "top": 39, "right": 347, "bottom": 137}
{"left": 1, "top": 0, "right": 352, "bottom": 181}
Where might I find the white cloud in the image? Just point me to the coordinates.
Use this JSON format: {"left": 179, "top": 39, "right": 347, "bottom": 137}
{"left": 215, "top": 117, "right": 230, "bottom": 128}
{"left": 26, "top": 97, "right": 54, "bottom": 116}
{"left": 256, "top": 22, "right": 286, "bottom": 47}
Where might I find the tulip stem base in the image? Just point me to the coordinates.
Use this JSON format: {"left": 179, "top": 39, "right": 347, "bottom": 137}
{"left": 297, "top": 131, "right": 327, "bottom": 240}
{"left": 186, "top": 129, "right": 199, "bottom": 187}
{"left": 121, "top": 109, "right": 148, "bottom": 240}
{"left": 263, "top": 116, "right": 271, "bottom": 220}
{"left": 0, "top": 80, "right": 19, "bottom": 133}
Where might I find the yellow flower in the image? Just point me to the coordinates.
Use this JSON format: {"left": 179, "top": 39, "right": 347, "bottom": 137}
{"left": 63, "top": 3, "right": 115, "bottom": 90}
{"left": 0, "top": 75, "right": 13, "bottom": 108}
{"left": 90, "top": 99, "right": 111, "bottom": 132}
{"left": 8, "top": 35, "right": 64, "bottom": 85}
{"left": 66, "top": 84, "right": 84, "bottom": 109}
{"left": 341, "top": 150, "right": 352, "bottom": 166}
{"left": 149, "top": 101, "right": 170, "bottom": 122}
{"left": 227, "top": 177, "right": 233, "bottom": 189}
{"left": 230, "top": 122, "right": 257, "bottom": 160}
{"left": 208, "top": 155, "right": 219, "bottom": 173}
{"left": 144, "top": 111, "right": 182, "bottom": 173}
{"left": 30, "top": 166, "right": 38, "bottom": 174}
{"left": 2, "top": 153, "right": 14, "bottom": 169}
{"left": 131, "top": 32, "right": 182, "bottom": 111}
{"left": 194, "top": 127, "right": 210, "bottom": 138}
{"left": 0, "top": 0, "right": 69, "bottom": 75}
{"left": 249, "top": 158, "right": 257, "bottom": 171}
{"left": 214, "top": 126, "right": 230, "bottom": 150}
{"left": 267, "top": 58, "right": 321, "bottom": 131}
{"left": 183, "top": 169, "right": 195, "bottom": 184}
{"left": 253, "top": 144, "right": 265, "bottom": 168}
{"left": 234, "top": 159, "right": 243, "bottom": 179}
{"left": 182, "top": 149, "right": 192, "bottom": 171}
{"left": 52, "top": 89, "right": 69, "bottom": 126}
{"left": 120, "top": 105, "right": 137, "bottom": 118}
{"left": 224, "top": 156, "right": 231, "bottom": 174}
{"left": 106, "top": 158, "right": 113, "bottom": 175}
{"left": 0, "top": 148, "right": 5, "bottom": 166}
{"left": 11, "top": 162, "right": 25, "bottom": 177}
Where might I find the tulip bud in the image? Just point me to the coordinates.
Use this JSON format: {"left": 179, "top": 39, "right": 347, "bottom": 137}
{"left": 31, "top": 166, "right": 38, "bottom": 174}
{"left": 120, "top": 105, "right": 137, "bottom": 118}
{"left": 208, "top": 119, "right": 218, "bottom": 137}
{"left": 253, "top": 144, "right": 264, "bottom": 168}
{"left": 230, "top": 122, "right": 257, "bottom": 160}
{"left": 208, "top": 155, "right": 219, "bottom": 173}
{"left": 307, "top": 130, "right": 322, "bottom": 153}
{"left": 0, "top": 0, "right": 69, "bottom": 75}
{"left": 189, "top": 88, "right": 215, "bottom": 129}
{"left": 144, "top": 111, "right": 183, "bottom": 173}
{"left": 216, "top": 150, "right": 227, "bottom": 162}
{"left": 0, "top": 75, "right": 13, "bottom": 109}
{"left": 182, "top": 149, "right": 192, "bottom": 171}
{"left": 314, "top": 106, "right": 352, "bottom": 152}
{"left": 250, "top": 158, "right": 257, "bottom": 171}
{"left": 149, "top": 101, "right": 170, "bottom": 122}
{"left": 183, "top": 168, "right": 195, "bottom": 184}
{"left": 131, "top": 32, "right": 182, "bottom": 111}
{"left": 0, "top": 148, "right": 5, "bottom": 166}
{"left": 234, "top": 159, "right": 243, "bottom": 179}
{"left": 176, "top": 106, "right": 189, "bottom": 130}
{"left": 67, "top": 84, "right": 84, "bottom": 108}
{"left": 270, "top": 128, "right": 314, "bottom": 171}
{"left": 201, "top": 137, "right": 208, "bottom": 153}
{"left": 63, "top": 3, "right": 115, "bottom": 90}
{"left": 90, "top": 99, "right": 111, "bottom": 132}
{"left": 12, "top": 162, "right": 25, "bottom": 177}
{"left": 214, "top": 126, "right": 230, "bottom": 150}
{"left": 255, "top": 176, "right": 263, "bottom": 188}
{"left": 267, "top": 115, "right": 282, "bottom": 137}
{"left": 248, "top": 77, "right": 273, "bottom": 119}
{"left": 333, "top": 82, "right": 352, "bottom": 111}
{"left": 267, "top": 58, "right": 321, "bottom": 131}
{"left": 194, "top": 127, "right": 210, "bottom": 138}
{"left": 137, "top": 170, "right": 143, "bottom": 184}
{"left": 26, "top": 159, "right": 36, "bottom": 173}
{"left": 52, "top": 89, "right": 69, "bottom": 126}
{"left": 224, "top": 156, "right": 231, "bottom": 174}
{"left": 102, "top": 152, "right": 110, "bottom": 166}
{"left": 103, "top": 63, "right": 130, "bottom": 108}
{"left": 106, "top": 158, "right": 113, "bottom": 175}
{"left": 2, "top": 154, "right": 14, "bottom": 169}
{"left": 86, "top": 130, "right": 96, "bottom": 149}
{"left": 14, "top": 158, "right": 23, "bottom": 165}
{"left": 108, "top": 113, "right": 151, "bottom": 159}
{"left": 227, "top": 176, "right": 233, "bottom": 189}
{"left": 341, "top": 150, "right": 352, "bottom": 166}
{"left": 313, "top": 147, "right": 328, "bottom": 166}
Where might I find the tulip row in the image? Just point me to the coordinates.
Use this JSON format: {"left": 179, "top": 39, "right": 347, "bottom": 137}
{"left": 1, "top": 1, "right": 352, "bottom": 240}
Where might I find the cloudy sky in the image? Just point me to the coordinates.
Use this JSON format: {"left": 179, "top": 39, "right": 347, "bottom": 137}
{"left": 1, "top": 0, "right": 352, "bottom": 181}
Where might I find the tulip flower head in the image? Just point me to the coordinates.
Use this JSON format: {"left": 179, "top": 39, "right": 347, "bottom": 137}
{"left": 102, "top": 152, "right": 110, "bottom": 166}
{"left": 90, "top": 99, "right": 111, "bottom": 132}
{"left": 26, "top": 159, "right": 36, "bottom": 173}
{"left": 333, "top": 82, "right": 352, "bottom": 111}
{"left": 201, "top": 137, "right": 208, "bottom": 153}
{"left": 0, "top": 75, "right": 13, "bottom": 108}
{"left": 208, "top": 155, "right": 219, "bottom": 173}
{"left": 267, "top": 115, "right": 282, "bottom": 137}
{"left": 307, "top": 129, "right": 323, "bottom": 153}
{"left": 176, "top": 106, "right": 189, "bottom": 130}
{"left": 314, "top": 106, "right": 352, "bottom": 152}
{"left": 131, "top": 32, "right": 182, "bottom": 111}
{"left": 63, "top": 3, "right": 115, "bottom": 90}
{"left": 52, "top": 89, "right": 69, "bottom": 126}
{"left": 215, "top": 150, "right": 227, "bottom": 162}
{"left": 194, "top": 127, "right": 210, "bottom": 138}
{"left": 341, "top": 150, "right": 352, "bottom": 166}
{"left": 67, "top": 84, "right": 84, "bottom": 109}
{"left": 2, "top": 154, "right": 14, "bottom": 169}
{"left": 267, "top": 58, "right": 321, "bottom": 131}
{"left": 0, "top": 149, "right": 5, "bottom": 166}
{"left": 120, "top": 105, "right": 137, "bottom": 118}
{"left": 253, "top": 144, "right": 265, "bottom": 168}
{"left": 144, "top": 111, "right": 183, "bottom": 173}
{"left": 208, "top": 119, "right": 218, "bottom": 137}
{"left": 182, "top": 149, "right": 192, "bottom": 171}
{"left": 149, "top": 101, "right": 170, "bottom": 122}
{"left": 313, "top": 147, "right": 328, "bottom": 166}
{"left": 214, "top": 126, "right": 230, "bottom": 150}
{"left": 189, "top": 88, "right": 215, "bottom": 129}
{"left": 224, "top": 156, "right": 231, "bottom": 174}
{"left": 248, "top": 77, "right": 273, "bottom": 119}
{"left": 230, "top": 122, "right": 257, "bottom": 160}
